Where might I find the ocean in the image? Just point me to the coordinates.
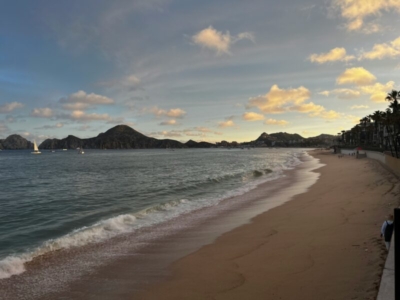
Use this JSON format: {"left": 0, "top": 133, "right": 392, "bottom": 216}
{"left": 0, "top": 148, "right": 311, "bottom": 298}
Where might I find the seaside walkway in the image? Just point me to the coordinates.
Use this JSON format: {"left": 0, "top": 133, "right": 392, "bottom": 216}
{"left": 339, "top": 148, "right": 396, "bottom": 300}
{"left": 377, "top": 237, "right": 394, "bottom": 300}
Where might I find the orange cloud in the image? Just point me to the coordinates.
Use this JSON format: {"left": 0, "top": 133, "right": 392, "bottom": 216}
{"left": 264, "top": 119, "right": 288, "bottom": 126}
{"left": 247, "top": 84, "right": 311, "bottom": 114}
{"left": 359, "top": 37, "right": 400, "bottom": 60}
{"left": 309, "top": 47, "right": 355, "bottom": 64}
{"left": 192, "top": 26, "right": 254, "bottom": 55}
{"left": 247, "top": 84, "right": 340, "bottom": 120}
{"left": 242, "top": 112, "right": 264, "bottom": 121}
{"left": 218, "top": 120, "right": 235, "bottom": 128}
{"left": 336, "top": 67, "right": 376, "bottom": 86}
{"left": 319, "top": 88, "right": 361, "bottom": 99}
{"left": 359, "top": 81, "right": 395, "bottom": 102}
{"left": 332, "top": 0, "right": 400, "bottom": 32}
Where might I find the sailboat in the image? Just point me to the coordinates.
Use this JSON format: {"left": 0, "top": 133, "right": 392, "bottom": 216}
{"left": 77, "top": 147, "right": 85, "bottom": 154}
{"left": 31, "top": 140, "right": 41, "bottom": 154}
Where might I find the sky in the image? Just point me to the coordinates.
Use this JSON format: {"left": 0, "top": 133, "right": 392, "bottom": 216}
{"left": 1, "top": 0, "right": 400, "bottom": 143}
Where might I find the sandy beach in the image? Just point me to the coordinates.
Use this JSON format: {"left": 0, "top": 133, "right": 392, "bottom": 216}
{"left": 136, "top": 150, "right": 399, "bottom": 300}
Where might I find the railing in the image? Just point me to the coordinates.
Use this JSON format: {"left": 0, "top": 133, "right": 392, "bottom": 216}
{"left": 395, "top": 208, "right": 399, "bottom": 300}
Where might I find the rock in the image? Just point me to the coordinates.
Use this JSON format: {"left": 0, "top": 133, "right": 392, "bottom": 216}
{"left": 0, "top": 134, "right": 33, "bottom": 150}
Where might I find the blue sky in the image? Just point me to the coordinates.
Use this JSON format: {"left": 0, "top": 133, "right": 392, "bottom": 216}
{"left": 1, "top": 0, "right": 400, "bottom": 143}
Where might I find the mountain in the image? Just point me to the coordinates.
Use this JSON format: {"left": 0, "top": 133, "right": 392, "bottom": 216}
{"left": 0, "top": 134, "right": 33, "bottom": 150}
{"left": 185, "top": 139, "right": 215, "bottom": 148}
{"left": 252, "top": 132, "right": 334, "bottom": 147}
{"left": 39, "top": 125, "right": 191, "bottom": 149}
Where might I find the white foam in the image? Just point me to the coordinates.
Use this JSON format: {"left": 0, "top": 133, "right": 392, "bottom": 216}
{"left": 0, "top": 150, "right": 306, "bottom": 279}
{"left": 0, "top": 256, "right": 29, "bottom": 279}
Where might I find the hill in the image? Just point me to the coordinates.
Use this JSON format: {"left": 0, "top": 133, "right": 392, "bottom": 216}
{"left": 39, "top": 125, "right": 204, "bottom": 149}
{"left": 0, "top": 134, "right": 33, "bottom": 150}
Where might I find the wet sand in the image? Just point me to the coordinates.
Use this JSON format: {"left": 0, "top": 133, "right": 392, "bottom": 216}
{"left": 135, "top": 150, "right": 400, "bottom": 300}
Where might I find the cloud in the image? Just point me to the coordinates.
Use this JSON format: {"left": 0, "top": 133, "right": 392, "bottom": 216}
{"left": 35, "top": 123, "right": 64, "bottom": 129}
{"left": 159, "top": 119, "right": 178, "bottom": 126}
{"left": 242, "top": 112, "right": 264, "bottom": 121}
{"left": 359, "top": 37, "right": 400, "bottom": 60}
{"left": 264, "top": 119, "right": 289, "bottom": 126}
{"left": 309, "top": 47, "right": 355, "bottom": 64}
{"left": 193, "top": 127, "right": 213, "bottom": 133}
{"left": 151, "top": 130, "right": 183, "bottom": 138}
{"left": 99, "top": 75, "right": 142, "bottom": 91}
{"left": 78, "top": 125, "right": 91, "bottom": 131}
{"left": 319, "top": 88, "right": 361, "bottom": 99}
{"left": 192, "top": 26, "right": 254, "bottom": 55}
{"left": 247, "top": 84, "right": 311, "bottom": 114}
{"left": 218, "top": 119, "right": 235, "bottom": 128}
{"left": 332, "top": 0, "right": 400, "bottom": 32}
{"left": 336, "top": 67, "right": 376, "bottom": 86}
{"left": 60, "top": 110, "right": 113, "bottom": 122}
{"left": 247, "top": 84, "right": 341, "bottom": 120}
{"left": 0, "top": 102, "right": 24, "bottom": 113}
{"left": 359, "top": 81, "right": 395, "bottom": 102}
{"left": 149, "top": 106, "right": 186, "bottom": 118}
{"left": 31, "top": 108, "right": 54, "bottom": 118}
{"left": 351, "top": 105, "right": 369, "bottom": 109}
{"left": 59, "top": 90, "right": 114, "bottom": 110}
{"left": 320, "top": 110, "right": 341, "bottom": 119}
{"left": 290, "top": 102, "right": 325, "bottom": 115}
{"left": 0, "top": 121, "right": 10, "bottom": 133}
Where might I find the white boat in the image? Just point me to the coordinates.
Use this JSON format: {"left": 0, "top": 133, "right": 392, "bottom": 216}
{"left": 78, "top": 147, "right": 85, "bottom": 154}
{"left": 31, "top": 140, "right": 41, "bottom": 154}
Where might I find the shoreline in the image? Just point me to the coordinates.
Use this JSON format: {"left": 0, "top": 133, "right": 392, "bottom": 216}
{"left": 135, "top": 150, "right": 400, "bottom": 300}
{"left": 0, "top": 150, "right": 320, "bottom": 300}
{"left": 2, "top": 149, "right": 398, "bottom": 299}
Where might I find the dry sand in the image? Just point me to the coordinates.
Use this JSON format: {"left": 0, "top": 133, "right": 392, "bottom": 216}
{"left": 136, "top": 150, "right": 400, "bottom": 300}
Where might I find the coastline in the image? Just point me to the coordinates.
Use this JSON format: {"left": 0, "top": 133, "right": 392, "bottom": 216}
{"left": 1, "top": 149, "right": 398, "bottom": 299}
{"left": 135, "top": 149, "right": 399, "bottom": 300}
{"left": 0, "top": 150, "right": 320, "bottom": 300}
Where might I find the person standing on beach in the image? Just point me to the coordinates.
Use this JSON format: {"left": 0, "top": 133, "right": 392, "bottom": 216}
{"left": 381, "top": 215, "right": 394, "bottom": 250}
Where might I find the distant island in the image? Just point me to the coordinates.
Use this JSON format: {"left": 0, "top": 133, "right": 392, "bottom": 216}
{"left": 0, "top": 125, "right": 335, "bottom": 150}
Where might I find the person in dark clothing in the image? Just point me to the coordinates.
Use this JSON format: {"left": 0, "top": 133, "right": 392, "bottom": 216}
{"left": 381, "top": 214, "right": 394, "bottom": 250}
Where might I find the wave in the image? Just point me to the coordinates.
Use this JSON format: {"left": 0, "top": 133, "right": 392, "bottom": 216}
{"left": 0, "top": 151, "right": 306, "bottom": 279}
{"left": 0, "top": 199, "right": 189, "bottom": 280}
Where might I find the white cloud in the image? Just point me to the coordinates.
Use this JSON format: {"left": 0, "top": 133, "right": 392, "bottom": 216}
{"left": 0, "top": 121, "right": 10, "bottom": 133}
{"left": 31, "top": 108, "right": 54, "bottom": 118}
{"left": 59, "top": 90, "right": 114, "bottom": 110}
{"left": 0, "top": 102, "right": 24, "bottom": 113}
{"left": 309, "top": 47, "right": 355, "bottom": 64}
{"left": 192, "top": 26, "right": 254, "bottom": 55}
{"left": 159, "top": 119, "right": 178, "bottom": 126}
{"left": 99, "top": 75, "right": 142, "bottom": 91}
{"left": 36, "top": 123, "right": 64, "bottom": 129}
{"left": 149, "top": 106, "right": 186, "bottom": 118}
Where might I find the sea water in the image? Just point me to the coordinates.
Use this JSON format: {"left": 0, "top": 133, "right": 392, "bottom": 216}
{"left": 0, "top": 148, "right": 304, "bottom": 280}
